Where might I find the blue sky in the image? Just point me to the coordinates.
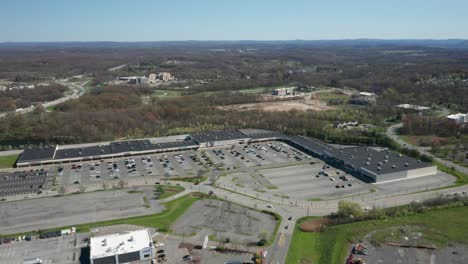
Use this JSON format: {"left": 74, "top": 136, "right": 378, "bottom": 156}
{"left": 1, "top": 0, "right": 467, "bottom": 41}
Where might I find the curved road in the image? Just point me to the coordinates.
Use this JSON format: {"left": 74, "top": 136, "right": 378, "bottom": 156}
{"left": 0, "top": 79, "right": 88, "bottom": 120}
{"left": 386, "top": 122, "right": 468, "bottom": 174}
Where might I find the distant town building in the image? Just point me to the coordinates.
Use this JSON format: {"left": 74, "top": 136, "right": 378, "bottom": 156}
{"left": 157, "top": 72, "right": 174, "bottom": 82}
{"left": 118, "top": 72, "right": 174, "bottom": 84}
{"left": 148, "top": 73, "right": 157, "bottom": 82}
{"left": 273, "top": 87, "right": 295, "bottom": 96}
{"left": 396, "top": 104, "right": 431, "bottom": 111}
{"left": 118, "top": 76, "right": 148, "bottom": 84}
{"left": 334, "top": 121, "right": 359, "bottom": 129}
{"left": 447, "top": 113, "right": 468, "bottom": 124}
{"left": 349, "top": 92, "right": 377, "bottom": 105}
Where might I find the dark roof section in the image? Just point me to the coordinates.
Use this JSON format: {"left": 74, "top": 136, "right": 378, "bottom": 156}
{"left": 246, "top": 131, "right": 285, "bottom": 139}
{"left": 191, "top": 129, "right": 248, "bottom": 143}
{"left": 55, "top": 145, "right": 111, "bottom": 160}
{"left": 110, "top": 140, "right": 142, "bottom": 153}
{"left": 330, "top": 146, "right": 431, "bottom": 175}
{"left": 153, "top": 139, "right": 199, "bottom": 150}
{"left": 17, "top": 145, "right": 56, "bottom": 163}
{"left": 285, "top": 135, "right": 336, "bottom": 156}
{"left": 137, "top": 140, "right": 154, "bottom": 151}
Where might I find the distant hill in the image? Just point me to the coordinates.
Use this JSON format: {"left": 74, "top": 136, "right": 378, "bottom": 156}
{"left": 1, "top": 39, "right": 468, "bottom": 49}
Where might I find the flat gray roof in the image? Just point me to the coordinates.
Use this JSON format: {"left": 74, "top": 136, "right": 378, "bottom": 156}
{"left": 329, "top": 146, "right": 432, "bottom": 175}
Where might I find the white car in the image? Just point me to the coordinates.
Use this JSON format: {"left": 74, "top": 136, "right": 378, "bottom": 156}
{"left": 266, "top": 204, "right": 273, "bottom": 209}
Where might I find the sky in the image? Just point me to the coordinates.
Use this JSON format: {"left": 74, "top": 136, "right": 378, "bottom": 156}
{"left": 0, "top": 0, "right": 467, "bottom": 42}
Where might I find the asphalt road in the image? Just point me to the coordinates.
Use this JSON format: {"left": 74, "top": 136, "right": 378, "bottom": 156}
{"left": 386, "top": 122, "right": 468, "bottom": 174}
{"left": 0, "top": 78, "right": 88, "bottom": 120}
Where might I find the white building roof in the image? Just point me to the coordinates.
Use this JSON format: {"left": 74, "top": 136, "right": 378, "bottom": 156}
{"left": 359, "top": 92, "right": 376, "bottom": 96}
{"left": 447, "top": 113, "right": 467, "bottom": 119}
{"left": 396, "top": 104, "right": 431, "bottom": 111}
{"left": 90, "top": 229, "right": 152, "bottom": 259}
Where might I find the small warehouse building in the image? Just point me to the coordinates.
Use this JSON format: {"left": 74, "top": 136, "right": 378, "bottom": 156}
{"left": 90, "top": 229, "right": 154, "bottom": 264}
{"left": 323, "top": 146, "right": 437, "bottom": 183}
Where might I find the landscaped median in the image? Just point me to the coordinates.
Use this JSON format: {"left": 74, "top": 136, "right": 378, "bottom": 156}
{"left": 286, "top": 200, "right": 468, "bottom": 264}
{"left": 435, "top": 161, "right": 468, "bottom": 185}
{"left": 154, "top": 184, "right": 185, "bottom": 199}
{"left": 0, "top": 154, "right": 19, "bottom": 169}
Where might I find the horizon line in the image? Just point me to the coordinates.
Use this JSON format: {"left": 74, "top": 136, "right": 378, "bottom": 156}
{"left": 1, "top": 38, "right": 468, "bottom": 44}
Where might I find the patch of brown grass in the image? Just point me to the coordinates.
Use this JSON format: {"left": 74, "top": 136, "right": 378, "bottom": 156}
{"left": 299, "top": 218, "right": 330, "bottom": 232}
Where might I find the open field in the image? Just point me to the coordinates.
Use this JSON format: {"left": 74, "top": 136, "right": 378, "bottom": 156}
{"left": 286, "top": 206, "right": 468, "bottom": 264}
{"left": 218, "top": 98, "right": 335, "bottom": 112}
{"left": 399, "top": 134, "right": 447, "bottom": 147}
{"left": 0, "top": 154, "right": 18, "bottom": 169}
{"left": 152, "top": 89, "right": 182, "bottom": 98}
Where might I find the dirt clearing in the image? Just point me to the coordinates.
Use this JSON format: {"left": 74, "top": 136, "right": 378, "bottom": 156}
{"left": 299, "top": 218, "right": 330, "bottom": 232}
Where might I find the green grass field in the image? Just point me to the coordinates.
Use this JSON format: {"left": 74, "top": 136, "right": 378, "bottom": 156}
{"left": 152, "top": 89, "right": 182, "bottom": 99}
{"left": 155, "top": 184, "right": 185, "bottom": 199}
{"left": 286, "top": 206, "right": 468, "bottom": 264}
{"left": 0, "top": 154, "right": 18, "bottom": 169}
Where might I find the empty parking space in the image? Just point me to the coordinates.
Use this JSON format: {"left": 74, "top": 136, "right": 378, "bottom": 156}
{"left": 0, "top": 189, "right": 164, "bottom": 234}
{"left": 260, "top": 163, "right": 372, "bottom": 200}
{"left": 0, "top": 169, "right": 50, "bottom": 197}
{"left": 0, "top": 233, "right": 86, "bottom": 264}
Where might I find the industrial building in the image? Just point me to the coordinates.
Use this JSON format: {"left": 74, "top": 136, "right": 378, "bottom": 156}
{"left": 90, "top": 229, "right": 154, "bottom": 264}
{"left": 273, "top": 87, "right": 295, "bottom": 96}
{"left": 349, "top": 92, "right": 377, "bottom": 105}
{"left": 118, "top": 76, "right": 148, "bottom": 84}
{"left": 447, "top": 113, "right": 468, "bottom": 124}
{"left": 15, "top": 129, "right": 437, "bottom": 183}
{"left": 322, "top": 146, "right": 437, "bottom": 183}
{"left": 396, "top": 104, "right": 431, "bottom": 112}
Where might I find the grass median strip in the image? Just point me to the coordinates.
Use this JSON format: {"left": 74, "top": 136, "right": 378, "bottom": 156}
{"left": 0, "top": 154, "right": 19, "bottom": 169}
{"left": 286, "top": 206, "right": 468, "bottom": 264}
{"left": 435, "top": 161, "right": 468, "bottom": 185}
{"left": 155, "top": 184, "right": 185, "bottom": 199}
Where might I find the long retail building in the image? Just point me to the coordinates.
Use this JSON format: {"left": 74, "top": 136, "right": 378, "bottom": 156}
{"left": 15, "top": 129, "right": 437, "bottom": 183}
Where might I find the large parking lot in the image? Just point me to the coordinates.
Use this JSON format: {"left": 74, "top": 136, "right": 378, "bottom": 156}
{"left": 58, "top": 151, "right": 206, "bottom": 189}
{"left": 1, "top": 140, "right": 457, "bottom": 203}
{"left": 0, "top": 232, "right": 87, "bottom": 264}
{"left": 0, "top": 169, "right": 52, "bottom": 198}
{"left": 0, "top": 188, "right": 164, "bottom": 234}
{"left": 173, "top": 199, "right": 277, "bottom": 245}
{"left": 259, "top": 163, "right": 371, "bottom": 200}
